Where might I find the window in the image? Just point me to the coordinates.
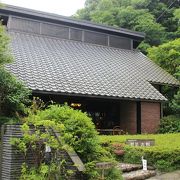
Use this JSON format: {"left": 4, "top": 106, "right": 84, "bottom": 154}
{"left": 10, "top": 17, "right": 40, "bottom": 34}
{"left": 109, "top": 35, "right": 131, "bottom": 49}
{"left": 41, "top": 23, "right": 69, "bottom": 39}
{"left": 70, "top": 28, "right": 82, "bottom": 41}
{"left": 84, "top": 31, "right": 108, "bottom": 46}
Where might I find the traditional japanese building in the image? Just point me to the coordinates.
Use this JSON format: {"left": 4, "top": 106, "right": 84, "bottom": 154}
{"left": 0, "top": 5, "right": 179, "bottom": 134}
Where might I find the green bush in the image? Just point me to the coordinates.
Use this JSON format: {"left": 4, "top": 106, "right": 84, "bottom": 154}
{"left": 171, "top": 89, "right": 180, "bottom": 115}
{"left": 0, "top": 116, "right": 19, "bottom": 139}
{"left": 158, "top": 115, "right": 180, "bottom": 133}
{"left": 118, "top": 145, "right": 180, "bottom": 172}
{"left": 123, "top": 146, "right": 144, "bottom": 164}
{"left": 28, "top": 104, "right": 111, "bottom": 163}
{"left": 27, "top": 104, "right": 122, "bottom": 179}
{"left": 0, "top": 21, "right": 30, "bottom": 117}
{"left": 143, "top": 148, "right": 180, "bottom": 171}
{"left": 0, "top": 116, "right": 19, "bottom": 126}
{"left": 0, "top": 68, "right": 31, "bottom": 117}
{"left": 105, "top": 167, "right": 123, "bottom": 180}
{"left": 0, "top": 116, "right": 19, "bottom": 141}
{"left": 99, "top": 133, "right": 180, "bottom": 172}
{"left": 155, "top": 160, "right": 174, "bottom": 172}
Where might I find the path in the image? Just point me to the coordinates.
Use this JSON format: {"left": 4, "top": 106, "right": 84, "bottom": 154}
{"left": 147, "top": 170, "right": 180, "bottom": 180}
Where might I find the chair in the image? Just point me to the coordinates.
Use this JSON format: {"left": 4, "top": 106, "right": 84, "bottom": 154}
{"left": 113, "top": 126, "right": 123, "bottom": 135}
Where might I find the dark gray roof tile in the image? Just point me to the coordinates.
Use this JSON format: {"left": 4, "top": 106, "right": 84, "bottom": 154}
{"left": 6, "top": 31, "right": 179, "bottom": 101}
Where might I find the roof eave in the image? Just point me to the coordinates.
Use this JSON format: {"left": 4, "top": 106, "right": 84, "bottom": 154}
{"left": 150, "top": 81, "right": 180, "bottom": 88}
{"left": 32, "top": 90, "right": 167, "bottom": 103}
{"left": 0, "top": 4, "right": 145, "bottom": 41}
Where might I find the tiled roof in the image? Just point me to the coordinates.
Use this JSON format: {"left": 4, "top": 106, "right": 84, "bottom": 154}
{"left": 1, "top": 5, "right": 145, "bottom": 40}
{"left": 6, "top": 31, "right": 179, "bottom": 101}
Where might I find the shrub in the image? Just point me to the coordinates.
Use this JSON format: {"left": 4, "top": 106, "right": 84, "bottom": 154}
{"left": 105, "top": 167, "right": 123, "bottom": 180}
{"left": 155, "top": 160, "right": 174, "bottom": 172}
{"left": 27, "top": 104, "right": 111, "bottom": 163}
{"left": 11, "top": 119, "right": 73, "bottom": 179}
{"left": 158, "top": 115, "right": 180, "bottom": 133}
{"left": 25, "top": 104, "right": 122, "bottom": 179}
{"left": 0, "top": 20, "right": 30, "bottom": 118}
{"left": 0, "top": 116, "right": 19, "bottom": 141}
{"left": 0, "top": 116, "right": 19, "bottom": 126}
{"left": 118, "top": 145, "right": 180, "bottom": 172}
{"left": 171, "top": 89, "right": 180, "bottom": 115}
{"left": 0, "top": 68, "right": 31, "bottom": 117}
{"left": 99, "top": 133, "right": 180, "bottom": 172}
{"left": 123, "top": 146, "right": 144, "bottom": 164}
{"left": 144, "top": 147, "right": 180, "bottom": 171}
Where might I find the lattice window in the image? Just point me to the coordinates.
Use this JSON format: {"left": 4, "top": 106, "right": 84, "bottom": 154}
{"left": 109, "top": 35, "right": 131, "bottom": 49}
{"left": 41, "top": 23, "right": 69, "bottom": 39}
{"left": 70, "top": 28, "right": 82, "bottom": 41}
{"left": 84, "top": 31, "right": 108, "bottom": 46}
{"left": 9, "top": 17, "right": 40, "bottom": 34}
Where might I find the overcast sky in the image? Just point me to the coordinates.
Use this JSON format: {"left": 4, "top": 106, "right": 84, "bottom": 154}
{"left": 1, "top": 0, "right": 85, "bottom": 16}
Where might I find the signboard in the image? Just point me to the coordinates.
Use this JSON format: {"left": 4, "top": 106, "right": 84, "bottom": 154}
{"left": 126, "top": 139, "right": 155, "bottom": 147}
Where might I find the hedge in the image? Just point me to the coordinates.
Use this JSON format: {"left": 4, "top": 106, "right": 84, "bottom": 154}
{"left": 99, "top": 133, "right": 180, "bottom": 171}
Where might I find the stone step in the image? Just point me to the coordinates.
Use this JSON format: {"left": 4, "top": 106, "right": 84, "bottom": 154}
{"left": 117, "top": 163, "right": 142, "bottom": 172}
{"left": 122, "top": 170, "right": 156, "bottom": 180}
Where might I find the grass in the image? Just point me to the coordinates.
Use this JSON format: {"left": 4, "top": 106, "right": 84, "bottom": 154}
{"left": 99, "top": 133, "right": 180, "bottom": 151}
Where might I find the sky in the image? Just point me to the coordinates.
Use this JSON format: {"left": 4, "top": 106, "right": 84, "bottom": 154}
{"left": 1, "top": 0, "right": 85, "bottom": 16}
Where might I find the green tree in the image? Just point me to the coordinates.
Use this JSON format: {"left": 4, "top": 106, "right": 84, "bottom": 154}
{"left": 0, "top": 16, "right": 30, "bottom": 117}
{"left": 0, "top": 23, "right": 12, "bottom": 66}
{"left": 171, "top": 90, "right": 180, "bottom": 115}
{"left": 87, "top": 4, "right": 165, "bottom": 52}
{"left": 75, "top": 0, "right": 179, "bottom": 52}
{"left": 0, "top": 68, "right": 30, "bottom": 116}
{"left": 148, "top": 38, "right": 180, "bottom": 77}
{"left": 148, "top": 39, "right": 180, "bottom": 116}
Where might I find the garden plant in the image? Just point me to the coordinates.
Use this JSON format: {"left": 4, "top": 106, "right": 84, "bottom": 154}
{"left": 10, "top": 101, "right": 123, "bottom": 180}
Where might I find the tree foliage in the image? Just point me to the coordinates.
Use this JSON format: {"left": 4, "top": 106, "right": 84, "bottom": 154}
{"left": 75, "top": 0, "right": 180, "bottom": 52}
{"left": 0, "top": 68, "right": 30, "bottom": 116}
{"left": 27, "top": 104, "right": 112, "bottom": 163}
{"left": 158, "top": 115, "right": 180, "bottom": 133}
{"left": 12, "top": 103, "right": 122, "bottom": 179}
{"left": 0, "top": 19, "right": 30, "bottom": 117}
{"left": 0, "top": 23, "right": 12, "bottom": 66}
{"left": 171, "top": 90, "right": 180, "bottom": 115}
{"left": 148, "top": 38, "right": 180, "bottom": 115}
{"left": 148, "top": 38, "right": 180, "bottom": 77}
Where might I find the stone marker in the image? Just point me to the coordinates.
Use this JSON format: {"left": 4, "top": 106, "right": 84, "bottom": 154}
{"left": 126, "top": 139, "right": 155, "bottom": 147}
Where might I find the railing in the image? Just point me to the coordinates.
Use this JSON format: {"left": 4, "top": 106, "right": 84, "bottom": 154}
{"left": 97, "top": 128, "right": 125, "bottom": 135}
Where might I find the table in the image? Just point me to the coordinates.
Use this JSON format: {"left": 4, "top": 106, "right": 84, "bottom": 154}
{"left": 97, "top": 129, "right": 123, "bottom": 135}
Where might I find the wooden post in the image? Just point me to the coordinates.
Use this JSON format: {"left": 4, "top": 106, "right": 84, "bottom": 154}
{"left": 136, "top": 101, "right": 141, "bottom": 134}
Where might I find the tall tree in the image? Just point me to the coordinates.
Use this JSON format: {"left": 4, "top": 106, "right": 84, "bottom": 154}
{"left": 148, "top": 38, "right": 180, "bottom": 78}
{"left": 75, "top": 0, "right": 180, "bottom": 52}
{"left": 0, "top": 15, "right": 30, "bottom": 116}
{"left": 148, "top": 38, "right": 180, "bottom": 115}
